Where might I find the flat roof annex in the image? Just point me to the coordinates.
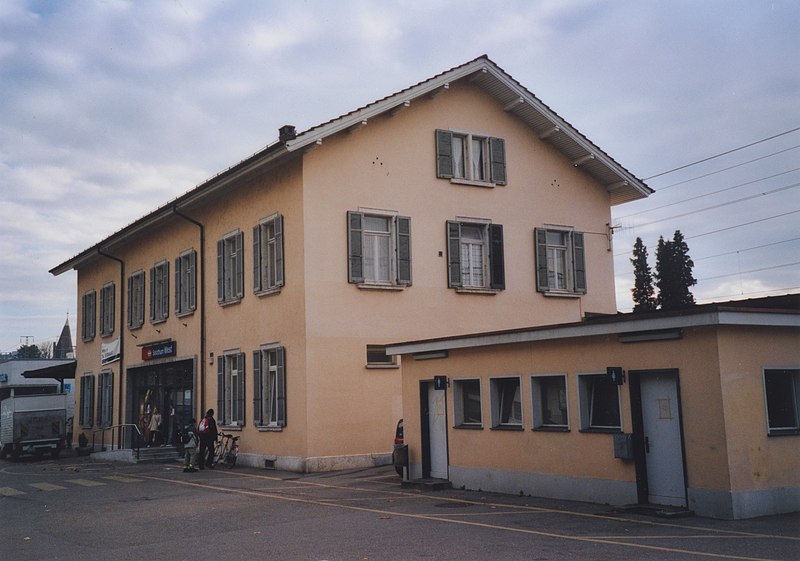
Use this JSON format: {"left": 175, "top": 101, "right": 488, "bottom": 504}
{"left": 51, "top": 55, "right": 651, "bottom": 276}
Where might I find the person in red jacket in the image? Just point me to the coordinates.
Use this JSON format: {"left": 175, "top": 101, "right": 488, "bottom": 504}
{"left": 197, "top": 409, "right": 219, "bottom": 469}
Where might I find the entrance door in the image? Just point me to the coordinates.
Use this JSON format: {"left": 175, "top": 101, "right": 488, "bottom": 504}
{"left": 637, "top": 371, "right": 686, "bottom": 507}
{"left": 420, "top": 381, "right": 448, "bottom": 479}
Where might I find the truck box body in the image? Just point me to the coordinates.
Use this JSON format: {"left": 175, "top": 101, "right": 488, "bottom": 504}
{"left": 0, "top": 394, "right": 67, "bottom": 457}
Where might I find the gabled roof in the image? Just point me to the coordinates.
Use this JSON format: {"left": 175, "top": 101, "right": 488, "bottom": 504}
{"left": 51, "top": 55, "right": 651, "bottom": 276}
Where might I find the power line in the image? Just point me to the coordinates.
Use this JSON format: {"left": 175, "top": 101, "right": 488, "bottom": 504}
{"left": 697, "top": 261, "right": 800, "bottom": 282}
{"left": 616, "top": 167, "right": 800, "bottom": 220}
{"left": 694, "top": 237, "right": 800, "bottom": 261}
{"left": 644, "top": 127, "right": 800, "bottom": 180}
{"left": 688, "top": 209, "right": 800, "bottom": 239}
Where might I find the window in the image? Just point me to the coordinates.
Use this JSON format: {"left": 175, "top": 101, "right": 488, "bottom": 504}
{"left": 217, "top": 231, "right": 244, "bottom": 304}
{"left": 366, "top": 345, "right": 396, "bottom": 367}
{"left": 490, "top": 377, "right": 522, "bottom": 428}
{"left": 436, "top": 129, "right": 506, "bottom": 185}
{"left": 217, "top": 351, "right": 245, "bottom": 427}
{"left": 150, "top": 261, "right": 169, "bottom": 323}
{"left": 447, "top": 221, "right": 504, "bottom": 290}
{"left": 531, "top": 375, "right": 569, "bottom": 430}
{"left": 764, "top": 369, "right": 800, "bottom": 435}
{"left": 175, "top": 250, "right": 197, "bottom": 316}
{"left": 97, "top": 371, "right": 114, "bottom": 428}
{"left": 347, "top": 211, "right": 411, "bottom": 286}
{"left": 454, "top": 378, "right": 482, "bottom": 427}
{"left": 253, "top": 346, "right": 286, "bottom": 428}
{"left": 579, "top": 374, "right": 621, "bottom": 431}
{"left": 535, "top": 228, "right": 586, "bottom": 294}
{"left": 127, "top": 271, "right": 145, "bottom": 329}
{"left": 79, "top": 374, "right": 95, "bottom": 427}
{"left": 81, "top": 290, "right": 96, "bottom": 341}
{"left": 99, "top": 282, "right": 115, "bottom": 337}
{"left": 253, "top": 214, "right": 284, "bottom": 294}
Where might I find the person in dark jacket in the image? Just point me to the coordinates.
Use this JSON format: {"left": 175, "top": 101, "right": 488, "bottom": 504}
{"left": 197, "top": 409, "right": 219, "bottom": 469}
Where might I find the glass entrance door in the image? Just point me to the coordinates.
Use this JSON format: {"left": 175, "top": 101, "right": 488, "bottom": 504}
{"left": 129, "top": 359, "right": 194, "bottom": 447}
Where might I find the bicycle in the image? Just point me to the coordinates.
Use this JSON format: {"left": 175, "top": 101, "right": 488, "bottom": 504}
{"left": 212, "top": 432, "right": 240, "bottom": 468}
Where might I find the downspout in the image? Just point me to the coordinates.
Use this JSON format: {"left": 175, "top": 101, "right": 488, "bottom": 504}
{"left": 97, "top": 248, "right": 124, "bottom": 449}
{"left": 171, "top": 204, "right": 207, "bottom": 417}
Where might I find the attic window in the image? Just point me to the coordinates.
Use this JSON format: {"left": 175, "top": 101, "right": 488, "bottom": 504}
{"left": 436, "top": 129, "right": 506, "bottom": 186}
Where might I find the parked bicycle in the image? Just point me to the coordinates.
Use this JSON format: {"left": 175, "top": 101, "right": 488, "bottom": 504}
{"left": 212, "top": 432, "right": 239, "bottom": 468}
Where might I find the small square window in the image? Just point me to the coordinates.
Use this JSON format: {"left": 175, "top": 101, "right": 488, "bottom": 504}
{"left": 366, "top": 345, "right": 396, "bottom": 367}
{"left": 579, "top": 374, "right": 621, "bottom": 431}
{"left": 531, "top": 375, "right": 569, "bottom": 430}
{"left": 764, "top": 369, "right": 800, "bottom": 435}
{"left": 454, "top": 379, "right": 482, "bottom": 427}
{"left": 490, "top": 377, "right": 522, "bottom": 428}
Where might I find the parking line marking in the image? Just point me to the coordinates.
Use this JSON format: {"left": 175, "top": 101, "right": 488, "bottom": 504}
{"left": 102, "top": 475, "right": 143, "bottom": 483}
{"left": 29, "top": 482, "right": 67, "bottom": 491}
{"left": 66, "top": 479, "right": 106, "bottom": 487}
{"left": 0, "top": 486, "right": 25, "bottom": 496}
{"left": 139, "top": 474, "right": 791, "bottom": 561}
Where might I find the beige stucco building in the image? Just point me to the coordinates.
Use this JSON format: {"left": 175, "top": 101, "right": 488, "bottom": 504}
{"left": 50, "top": 56, "right": 651, "bottom": 472}
{"left": 386, "top": 295, "right": 800, "bottom": 519}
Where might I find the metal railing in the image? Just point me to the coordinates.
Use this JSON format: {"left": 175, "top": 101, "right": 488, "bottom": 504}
{"left": 91, "top": 424, "right": 143, "bottom": 460}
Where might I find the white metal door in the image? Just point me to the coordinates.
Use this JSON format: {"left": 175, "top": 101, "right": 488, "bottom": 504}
{"left": 640, "top": 372, "right": 686, "bottom": 507}
{"left": 427, "top": 383, "right": 448, "bottom": 479}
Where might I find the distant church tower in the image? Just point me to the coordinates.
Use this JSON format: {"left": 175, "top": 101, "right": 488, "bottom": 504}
{"left": 54, "top": 317, "right": 74, "bottom": 359}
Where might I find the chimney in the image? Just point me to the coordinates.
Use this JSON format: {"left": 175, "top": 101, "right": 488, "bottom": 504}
{"left": 279, "top": 125, "right": 296, "bottom": 143}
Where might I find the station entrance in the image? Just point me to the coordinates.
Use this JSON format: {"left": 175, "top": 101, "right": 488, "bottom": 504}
{"left": 127, "top": 359, "right": 195, "bottom": 447}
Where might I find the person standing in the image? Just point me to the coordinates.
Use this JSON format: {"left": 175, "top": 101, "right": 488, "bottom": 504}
{"left": 147, "top": 407, "right": 162, "bottom": 447}
{"left": 197, "top": 409, "right": 218, "bottom": 469}
{"left": 182, "top": 419, "right": 198, "bottom": 473}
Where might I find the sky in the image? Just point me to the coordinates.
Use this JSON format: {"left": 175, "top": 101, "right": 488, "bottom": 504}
{"left": 1, "top": 0, "right": 798, "bottom": 354}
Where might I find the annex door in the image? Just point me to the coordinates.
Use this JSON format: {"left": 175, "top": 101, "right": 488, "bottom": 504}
{"left": 420, "top": 381, "right": 448, "bottom": 479}
{"left": 636, "top": 371, "right": 687, "bottom": 507}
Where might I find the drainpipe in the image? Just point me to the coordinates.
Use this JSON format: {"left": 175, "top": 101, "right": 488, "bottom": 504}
{"left": 97, "top": 248, "right": 124, "bottom": 449}
{"left": 171, "top": 204, "right": 207, "bottom": 418}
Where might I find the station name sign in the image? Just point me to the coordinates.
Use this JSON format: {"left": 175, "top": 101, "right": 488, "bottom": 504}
{"left": 142, "top": 340, "right": 176, "bottom": 361}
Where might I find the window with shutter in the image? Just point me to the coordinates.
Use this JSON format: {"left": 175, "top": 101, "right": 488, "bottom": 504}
{"left": 534, "top": 227, "right": 587, "bottom": 295}
{"left": 253, "top": 214, "right": 285, "bottom": 296}
{"left": 255, "top": 345, "right": 287, "bottom": 428}
{"left": 348, "top": 211, "right": 412, "bottom": 288}
{"left": 80, "top": 374, "right": 95, "bottom": 427}
{"left": 220, "top": 351, "right": 245, "bottom": 427}
{"left": 176, "top": 249, "right": 196, "bottom": 316}
{"left": 99, "top": 283, "right": 115, "bottom": 337}
{"left": 127, "top": 271, "right": 145, "bottom": 329}
{"left": 82, "top": 290, "right": 96, "bottom": 341}
{"left": 446, "top": 220, "right": 504, "bottom": 292}
{"left": 435, "top": 129, "right": 507, "bottom": 186}
{"left": 150, "top": 261, "right": 169, "bottom": 323}
{"left": 217, "top": 231, "right": 245, "bottom": 305}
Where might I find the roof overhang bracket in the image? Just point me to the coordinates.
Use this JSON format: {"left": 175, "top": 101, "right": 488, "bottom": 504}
{"left": 469, "top": 67, "right": 488, "bottom": 82}
{"left": 303, "top": 139, "right": 323, "bottom": 153}
{"left": 608, "top": 180, "right": 630, "bottom": 191}
{"left": 538, "top": 126, "right": 561, "bottom": 140}
{"left": 346, "top": 119, "right": 368, "bottom": 134}
{"left": 572, "top": 153, "right": 595, "bottom": 167}
{"left": 428, "top": 83, "right": 450, "bottom": 99}
{"left": 390, "top": 101, "right": 410, "bottom": 117}
{"left": 504, "top": 97, "right": 525, "bottom": 112}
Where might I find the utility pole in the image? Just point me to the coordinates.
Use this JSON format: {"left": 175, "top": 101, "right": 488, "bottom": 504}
{"left": 20, "top": 336, "right": 34, "bottom": 346}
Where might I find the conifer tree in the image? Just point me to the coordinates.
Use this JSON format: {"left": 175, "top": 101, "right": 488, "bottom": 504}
{"left": 655, "top": 230, "right": 696, "bottom": 310}
{"left": 630, "top": 237, "right": 656, "bottom": 312}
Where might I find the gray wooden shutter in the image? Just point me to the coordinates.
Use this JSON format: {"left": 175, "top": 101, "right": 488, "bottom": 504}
{"left": 235, "top": 232, "right": 244, "bottom": 298}
{"left": 347, "top": 211, "right": 364, "bottom": 283}
{"left": 87, "top": 375, "right": 95, "bottom": 426}
{"left": 217, "top": 358, "right": 225, "bottom": 424}
{"left": 252, "top": 225, "right": 262, "bottom": 293}
{"left": 149, "top": 268, "right": 156, "bottom": 320}
{"left": 216, "top": 239, "right": 224, "bottom": 303}
{"left": 275, "top": 214, "right": 284, "bottom": 287}
{"left": 175, "top": 257, "right": 181, "bottom": 314}
{"left": 188, "top": 250, "right": 197, "bottom": 311}
{"left": 253, "top": 351, "right": 262, "bottom": 425}
{"left": 573, "top": 232, "right": 587, "bottom": 293}
{"left": 535, "top": 229, "right": 549, "bottom": 292}
{"left": 396, "top": 216, "right": 412, "bottom": 285}
{"left": 236, "top": 352, "right": 245, "bottom": 425}
{"left": 162, "top": 262, "right": 169, "bottom": 319}
{"left": 276, "top": 346, "right": 286, "bottom": 426}
{"left": 435, "top": 130, "right": 454, "bottom": 178}
{"left": 127, "top": 276, "right": 133, "bottom": 327}
{"left": 446, "top": 221, "right": 462, "bottom": 288}
{"left": 489, "top": 137, "right": 506, "bottom": 185}
{"left": 489, "top": 224, "right": 505, "bottom": 290}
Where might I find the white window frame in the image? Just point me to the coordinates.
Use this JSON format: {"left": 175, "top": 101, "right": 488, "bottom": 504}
{"left": 218, "top": 351, "right": 245, "bottom": 427}
{"left": 176, "top": 249, "right": 197, "bottom": 316}
{"left": 763, "top": 368, "right": 800, "bottom": 435}
{"left": 531, "top": 374, "right": 569, "bottom": 430}
{"left": 253, "top": 214, "right": 284, "bottom": 296}
{"left": 254, "top": 345, "right": 286, "bottom": 429}
{"left": 150, "top": 260, "right": 169, "bottom": 324}
{"left": 447, "top": 219, "right": 504, "bottom": 292}
{"left": 81, "top": 290, "right": 96, "bottom": 341}
{"left": 453, "top": 378, "right": 483, "bottom": 428}
{"left": 99, "top": 282, "right": 115, "bottom": 337}
{"left": 578, "top": 373, "right": 622, "bottom": 432}
{"left": 489, "top": 376, "right": 523, "bottom": 428}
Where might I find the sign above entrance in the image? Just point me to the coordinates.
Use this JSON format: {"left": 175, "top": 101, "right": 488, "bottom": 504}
{"left": 142, "top": 340, "right": 177, "bottom": 361}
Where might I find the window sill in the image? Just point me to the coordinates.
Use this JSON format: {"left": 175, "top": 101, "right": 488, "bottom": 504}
{"left": 366, "top": 363, "right": 399, "bottom": 370}
{"left": 219, "top": 425, "right": 243, "bottom": 431}
{"left": 151, "top": 318, "right": 167, "bottom": 325}
{"left": 219, "top": 298, "right": 243, "bottom": 308}
{"left": 176, "top": 309, "right": 195, "bottom": 318}
{"left": 533, "top": 426, "right": 570, "bottom": 432}
{"left": 449, "top": 178, "right": 497, "bottom": 189}
{"left": 540, "top": 290, "right": 583, "bottom": 299}
{"left": 455, "top": 287, "right": 500, "bottom": 295}
{"left": 357, "top": 283, "right": 406, "bottom": 291}
{"left": 257, "top": 425, "right": 284, "bottom": 432}
{"left": 454, "top": 424, "right": 483, "bottom": 430}
{"left": 767, "top": 429, "right": 800, "bottom": 437}
{"left": 579, "top": 427, "right": 622, "bottom": 434}
{"left": 490, "top": 425, "right": 524, "bottom": 431}
{"left": 255, "top": 287, "right": 282, "bottom": 298}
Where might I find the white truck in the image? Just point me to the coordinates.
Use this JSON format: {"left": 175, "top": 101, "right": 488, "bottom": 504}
{"left": 0, "top": 394, "right": 67, "bottom": 460}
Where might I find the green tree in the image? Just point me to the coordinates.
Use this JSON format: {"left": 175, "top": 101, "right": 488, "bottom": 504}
{"left": 630, "top": 237, "right": 656, "bottom": 312}
{"left": 17, "top": 344, "right": 44, "bottom": 359}
{"left": 655, "top": 230, "right": 696, "bottom": 310}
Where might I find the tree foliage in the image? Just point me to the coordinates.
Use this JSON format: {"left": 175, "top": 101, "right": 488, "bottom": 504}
{"left": 630, "top": 237, "right": 657, "bottom": 313}
{"left": 655, "top": 230, "right": 696, "bottom": 310}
